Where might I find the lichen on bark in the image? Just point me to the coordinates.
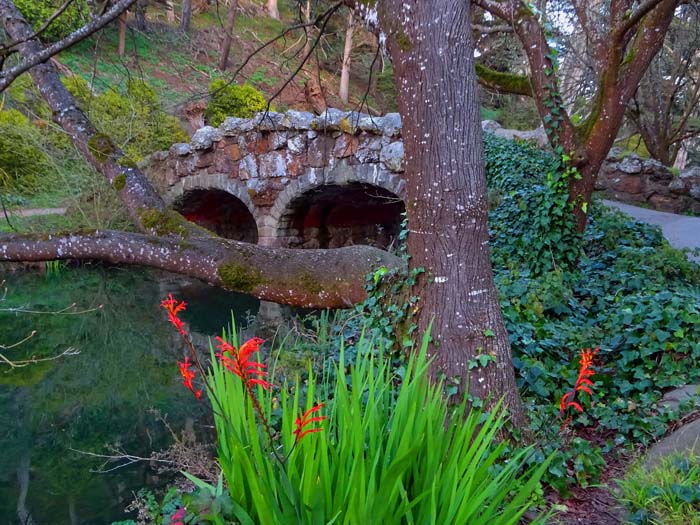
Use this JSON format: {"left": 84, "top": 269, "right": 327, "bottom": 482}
{"left": 217, "top": 262, "right": 268, "bottom": 293}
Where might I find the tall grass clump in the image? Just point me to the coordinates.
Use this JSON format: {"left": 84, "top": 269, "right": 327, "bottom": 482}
{"left": 194, "top": 325, "right": 553, "bottom": 525}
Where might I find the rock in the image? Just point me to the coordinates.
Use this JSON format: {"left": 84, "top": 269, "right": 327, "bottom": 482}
{"left": 659, "top": 385, "right": 700, "bottom": 411}
{"left": 380, "top": 141, "right": 404, "bottom": 172}
{"left": 254, "top": 111, "right": 285, "bottom": 131}
{"left": 270, "top": 132, "right": 288, "bottom": 150}
{"left": 287, "top": 134, "right": 306, "bottom": 155}
{"left": 259, "top": 151, "right": 287, "bottom": 178}
{"left": 611, "top": 174, "right": 643, "bottom": 194}
{"left": 221, "top": 117, "right": 255, "bottom": 135}
{"left": 170, "top": 143, "right": 191, "bottom": 157}
{"left": 190, "top": 126, "right": 221, "bottom": 151}
{"left": 643, "top": 419, "right": 700, "bottom": 468}
{"left": 379, "top": 113, "right": 402, "bottom": 137}
{"left": 238, "top": 154, "right": 258, "bottom": 180}
{"left": 355, "top": 136, "right": 383, "bottom": 163}
{"left": 618, "top": 156, "right": 643, "bottom": 174}
{"left": 313, "top": 108, "right": 347, "bottom": 130}
{"left": 283, "top": 110, "right": 315, "bottom": 130}
{"left": 358, "top": 115, "right": 383, "bottom": 133}
{"left": 481, "top": 120, "right": 502, "bottom": 133}
{"left": 333, "top": 135, "right": 359, "bottom": 158}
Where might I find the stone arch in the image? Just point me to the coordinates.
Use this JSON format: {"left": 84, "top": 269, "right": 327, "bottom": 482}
{"left": 165, "top": 174, "right": 260, "bottom": 243}
{"left": 264, "top": 161, "right": 406, "bottom": 249}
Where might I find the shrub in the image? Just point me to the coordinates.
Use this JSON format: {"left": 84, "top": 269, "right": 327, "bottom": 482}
{"left": 14, "top": 0, "right": 91, "bottom": 42}
{"left": 0, "top": 108, "right": 50, "bottom": 193}
{"left": 204, "top": 79, "right": 267, "bottom": 127}
{"left": 64, "top": 77, "right": 188, "bottom": 162}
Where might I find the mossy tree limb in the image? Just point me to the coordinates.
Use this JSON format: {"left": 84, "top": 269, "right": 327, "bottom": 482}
{"left": 475, "top": 63, "right": 533, "bottom": 97}
{"left": 0, "top": 230, "right": 402, "bottom": 308}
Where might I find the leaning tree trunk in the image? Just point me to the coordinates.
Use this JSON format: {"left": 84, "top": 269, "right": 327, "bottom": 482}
{"left": 338, "top": 8, "right": 354, "bottom": 104}
{"left": 219, "top": 0, "right": 238, "bottom": 71}
{"left": 379, "top": 0, "right": 523, "bottom": 420}
{"left": 0, "top": 0, "right": 399, "bottom": 308}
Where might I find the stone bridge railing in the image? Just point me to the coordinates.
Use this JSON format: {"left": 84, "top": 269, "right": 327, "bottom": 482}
{"left": 143, "top": 108, "right": 407, "bottom": 248}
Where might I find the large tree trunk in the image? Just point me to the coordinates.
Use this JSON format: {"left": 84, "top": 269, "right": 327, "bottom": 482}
{"left": 219, "top": 0, "right": 238, "bottom": 71}
{"left": 180, "top": 0, "right": 192, "bottom": 32}
{"left": 380, "top": 0, "right": 523, "bottom": 420}
{"left": 339, "top": 8, "right": 354, "bottom": 104}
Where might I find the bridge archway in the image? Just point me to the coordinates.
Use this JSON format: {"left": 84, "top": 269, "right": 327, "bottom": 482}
{"left": 267, "top": 165, "right": 406, "bottom": 249}
{"left": 165, "top": 174, "right": 260, "bottom": 243}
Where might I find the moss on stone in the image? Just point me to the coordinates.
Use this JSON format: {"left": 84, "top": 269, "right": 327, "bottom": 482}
{"left": 87, "top": 133, "right": 116, "bottom": 163}
{"left": 218, "top": 263, "right": 267, "bottom": 293}
{"left": 139, "top": 209, "right": 188, "bottom": 237}
{"left": 300, "top": 272, "right": 322, "bottom": 295}
{"left": 113, "top": 173, "right": 127, "bottom": 191}
{"left": 475, "top": 63, "right": 533, "bottom": 97}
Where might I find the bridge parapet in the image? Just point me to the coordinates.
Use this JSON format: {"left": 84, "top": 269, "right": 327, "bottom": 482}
{"left": 143, "top": 109, "right": 407, "bottom": 248}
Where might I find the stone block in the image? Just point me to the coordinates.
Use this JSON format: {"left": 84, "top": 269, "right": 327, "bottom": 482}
{"left": 380, "top": 141, "right": 404, "bottom": 172}
{"left": 333, "top": 135, "right": 359, "bottom": 158}
{"left": 259, "top": 151, "right": 287, "bottom": 178}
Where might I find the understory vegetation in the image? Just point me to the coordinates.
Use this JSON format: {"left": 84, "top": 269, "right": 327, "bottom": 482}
{"left": 108, "top": 135, "right": 700, "bottom": 524}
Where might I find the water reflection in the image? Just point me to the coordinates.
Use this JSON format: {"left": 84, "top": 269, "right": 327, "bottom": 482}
{"left": 0, "top": 266, "right": 261, "bottom": 525}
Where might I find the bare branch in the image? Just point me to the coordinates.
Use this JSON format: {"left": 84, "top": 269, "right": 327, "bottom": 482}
{"left": 1, "top": 0, "right": 78, "bottom": 53}
{"left": 0, "top": 0, "right": 137, "bottom": 92}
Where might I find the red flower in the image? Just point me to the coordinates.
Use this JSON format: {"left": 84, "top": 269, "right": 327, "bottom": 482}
{"left": 215, "top": 336, "right": 271, "bottom": 390}
{"left": 170, "top": 507, "right": 186, "bottom": 525}
{"left": 294, "top": 403, "right": 327, "bottom": 443}
{"left": 160, "top": 293, "right": 187, "bottom": 337}
{"left": 560, "top": 347, "right": 598, "bottom": 414}
{"left": 178, "top": 356, "right": 201, "bottom": 400}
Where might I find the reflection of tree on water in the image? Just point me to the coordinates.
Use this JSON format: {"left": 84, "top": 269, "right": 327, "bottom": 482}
{"left": 0, "top": 267, "right": 222, "bottom": 524}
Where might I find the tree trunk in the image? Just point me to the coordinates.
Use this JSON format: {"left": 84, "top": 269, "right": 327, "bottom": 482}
{"left": 117, "top": 11, "right": 127, "bottom": 56}
{"left": 219, "top": 0, "right": 238, "bottom": 71}
{"left": 181, "top": 0, "right": 192, "bottom": 33}
{"left": 339, "top": 8, "right": 354, "bottom": 104}
{"left": 267, "top": 0, "right": 279, "bottom": 20}
{"left": 380, "top": 0, "right": 523, "bottom": 420}
{"left": 135, "top": 0, "right": 147, "bottom": 30}
{"left": 165, "top": 0, "right": 175, "bottom": 24}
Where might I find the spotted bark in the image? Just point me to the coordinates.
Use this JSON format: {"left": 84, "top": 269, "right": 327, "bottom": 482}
{"left": 379, "top": 0, "right": 523, "bottom": 421}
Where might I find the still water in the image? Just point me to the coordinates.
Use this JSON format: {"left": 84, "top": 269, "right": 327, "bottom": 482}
{"left": 0, "top": 266, "right": 265, "bottom": 525}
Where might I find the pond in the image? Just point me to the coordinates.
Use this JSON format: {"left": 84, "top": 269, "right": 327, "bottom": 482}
{"left": 0, "top": 265, "right": 272, "bottom": 525}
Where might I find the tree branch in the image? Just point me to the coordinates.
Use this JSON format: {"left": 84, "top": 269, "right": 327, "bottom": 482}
{"left": 0, "top": 0, "right": 137, "bottom": 92}
{"left": 475, "top": 62, "right": 533, "bottom": 97}
{"left": 0, "top": 230, "right": 403, "bottom": 308}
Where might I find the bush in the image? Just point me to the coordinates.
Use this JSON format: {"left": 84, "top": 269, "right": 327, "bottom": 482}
{"left": 0, "top": 108, "right": 50, "bottom": 193}
{"left": 14, "top": 0, "right": 91, "bottom": 42}
{"left": 204, "top": 79, "right": 267, "bottom": 127}
{"left": 64, "top": 76, "right": 188, "bottom": 162}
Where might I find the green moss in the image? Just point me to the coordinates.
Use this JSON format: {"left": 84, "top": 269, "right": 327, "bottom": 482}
{"left": 139, "top": 209, "right": 188, "bottom": 237}
{"left": 217, "top": 263, "right": 267, "bottom": 293}
{"left": 113, "top": 174, "right": 127, "bottom": 191}
{"left": 300, "top": 272, "right": 322, "bottom": 295}
{"left": 395, "top": 31, "right": 412, "bottom": 53}
{"left": 88, "top": 133, "right": 116, "bottom": 163}
{"left": 117, "top": 156, "right": 138, "bottom": 169}
{"left": 475, "top": 63, "right": 533, "bottom": 97}
{"left": 574, "top": 90, "right": 603, "bottom": 142}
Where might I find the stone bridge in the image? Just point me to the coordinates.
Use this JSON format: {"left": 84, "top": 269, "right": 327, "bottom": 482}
{"left": 143, "top": 108, "right": 407, "bottom": 249}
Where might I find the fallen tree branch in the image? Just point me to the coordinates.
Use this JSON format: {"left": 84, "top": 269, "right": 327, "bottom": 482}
{"left": 0, "top": 230, "right": 402, "bottom": 308}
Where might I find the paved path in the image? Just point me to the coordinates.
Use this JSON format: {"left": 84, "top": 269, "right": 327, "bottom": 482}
{"left": 603, "top": 200, "right": 699, "bottom": 259}
{"left": 7, "top": 208, "right": 67, "bottom": 217}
